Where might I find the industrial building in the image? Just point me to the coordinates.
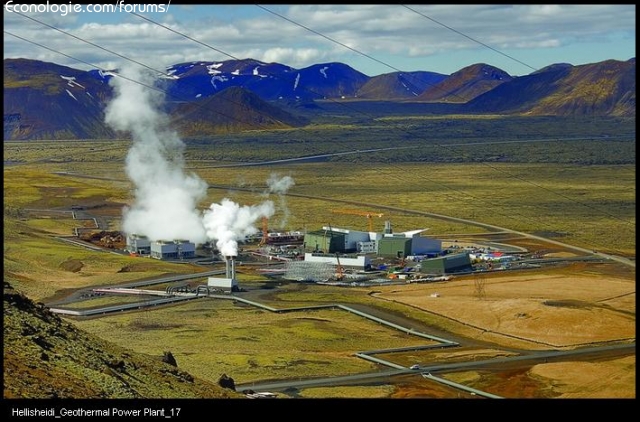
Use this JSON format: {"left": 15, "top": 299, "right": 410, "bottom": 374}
{"left": 208, "top": 256, "right": 239, "bottom": 292}
{"left": 303, "top": 222, "right": 442, "bottom": 257}
{"left": 125, "top": 234, "right": 151, "bottom": 255}
{"left": 372, "top": 221, "right": 442, "bottom": 258}
{"left": 150, "top": 240, "right": 196, "bottom": 260}
{"left": 304, "top": 252, "right": 371, "bottom": 271}
{"left": 377, "top": 231, "right": 442, "bottom": 258}
{"left": 419, "top": 253, "right": 472, "bottom": 275}
{"left": 303, "top": 226, "right": 370, "bottom": 254}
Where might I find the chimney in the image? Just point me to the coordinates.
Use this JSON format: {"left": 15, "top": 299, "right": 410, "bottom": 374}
{"left": 384, "top": 220, "right": 392, "bottom": 234}
{"left": 225, "top": 256, "right": 237, "bottom": 280}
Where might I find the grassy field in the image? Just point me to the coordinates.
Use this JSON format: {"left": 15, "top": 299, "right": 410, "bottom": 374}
{"left": 3, "top": 121, "right": 635, "bottom": 398}
{"left": 72, "top": 298, "right": 432, "bottom": 385}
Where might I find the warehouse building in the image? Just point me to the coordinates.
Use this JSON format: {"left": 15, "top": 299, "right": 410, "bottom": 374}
{"left": 419, "top": 253, "right": 472, "bottom": 275}
{"left": 303, "top": 226, "right": 370, "bottom": 254}
{"left": 377, "top": 230, "right": 442, "bottom": 258}
{"left": 150, "top": 240, "right": 196, "bottom": 260}
{"left": 125, "top": 234, "right": 151, "bottom": 255}
{"left": 304, "top": 252, "right": 371, "bottom": 271}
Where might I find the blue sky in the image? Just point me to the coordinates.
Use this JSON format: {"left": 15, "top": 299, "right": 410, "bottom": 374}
{"left": 3, "top": 4, "right": 636, "bottom": 77}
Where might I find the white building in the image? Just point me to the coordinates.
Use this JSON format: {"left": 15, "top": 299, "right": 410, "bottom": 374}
{"left": 126, "top": 234, "right": 151, "bottom": 255}
{"left": 320, "top": 226, "right": 372, "bottom": 251}
{"left": 207, "top": 257, "right": 239, "bottom": 292}
{"left": 304, "top": 252, "right": 371, "bottom": 271}
{"left": 207, "top": 277, "right": 238, "bottom": 292}
{"left": 150, "top": 240, "right": 196, "bottom": 260}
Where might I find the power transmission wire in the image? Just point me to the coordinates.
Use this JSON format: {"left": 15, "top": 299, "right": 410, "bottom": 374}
{"left": 253, "top": 4, "right": 473, "bottom": 103}
{"left": 250, "top": 6, "right": 635, "bottom": 228}
{"left": 400, "top": 4, "right": 539, "bottom": 73}
{"left": 5, "top": 9, "right": 634, "bottom": 256}
{"left": 5, "top": 12, "right": 318, "bottom": 132}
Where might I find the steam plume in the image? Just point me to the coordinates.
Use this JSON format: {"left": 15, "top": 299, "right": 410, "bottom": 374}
{"left": 266, "top": 173, "right": 295, "bottom": 194}
{"left": 105, "top": 67, "right": 291, "bottom": 254}
{"left": 202, "top": 198, "right": 275, "bottom": 257}
{"left": 265, "top": 173, "right": 295, "bottom": 229}
{"left": 104, "top": 65, "right": 208, "bottom": 244}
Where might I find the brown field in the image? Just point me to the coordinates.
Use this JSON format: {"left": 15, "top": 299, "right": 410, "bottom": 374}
{"left": 374, "top": 266, "right": 635, "bottom": 348}
{"left": 366, "top": 261, "right": 635, "bottom": 398}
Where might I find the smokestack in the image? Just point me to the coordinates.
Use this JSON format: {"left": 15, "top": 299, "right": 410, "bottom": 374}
{"left": 224, "top": 256, "right": 237, "bottom": 280}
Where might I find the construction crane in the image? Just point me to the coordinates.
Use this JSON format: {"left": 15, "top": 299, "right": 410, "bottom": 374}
{"left": 330, "top": 209, "right": 384, "bottom": 232}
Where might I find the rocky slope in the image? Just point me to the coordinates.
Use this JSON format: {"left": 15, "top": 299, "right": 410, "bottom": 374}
{"left": 3, "top": 281, "right": 243, "bottom": 399}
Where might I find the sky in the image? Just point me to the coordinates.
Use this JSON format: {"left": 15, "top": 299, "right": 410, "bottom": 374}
{"left": 3, "top": 3, "right": 636, "bottom": 77}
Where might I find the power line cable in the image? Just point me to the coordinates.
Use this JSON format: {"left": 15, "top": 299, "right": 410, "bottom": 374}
{"left": 400, "top": 4, "right": 539, "bottom": 73}
{"left": 19, "top": 9, "right": 636, "bottom": 237}
{"left": 5, "top": 12, "right": 318, "bottom": 131}
{"left": 250, "top": 5, "right": 635, "bottom": 228}
{"left": 5, "top": 11, "right": 634, "bottom": 256}
{"left": 253, "top": 4, "right": 474, "bottom": 103}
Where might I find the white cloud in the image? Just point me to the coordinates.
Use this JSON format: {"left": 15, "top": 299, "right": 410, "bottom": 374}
{"left": 3, "top": 5, "right": 635, "bottom": 76}
{"left": 259, "top": 47, "right": 325, "bottom": 68}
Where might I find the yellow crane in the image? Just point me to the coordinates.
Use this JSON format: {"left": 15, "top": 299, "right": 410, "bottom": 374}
{"left": 330, "top": 209, "right": 384, "bottom": 232}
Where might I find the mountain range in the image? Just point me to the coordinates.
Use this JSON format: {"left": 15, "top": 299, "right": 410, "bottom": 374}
{"left": 3, "top": 57, "right": 635, "bottom": 140}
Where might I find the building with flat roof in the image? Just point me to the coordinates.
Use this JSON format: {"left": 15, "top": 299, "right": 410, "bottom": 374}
{"left": 150, "top": 240, "right": 196, "bottom": 260}
{"left": 126, "top": 234, "right": 151, "bottom": 255}
{"left": 377, "top": 230, "right": 442, "bottom": 258}
{"left": 303, "top": 226, "right": 370, "bottom": 254}
{"left": 419, "top": 253, "right": 472, "bottom": 275}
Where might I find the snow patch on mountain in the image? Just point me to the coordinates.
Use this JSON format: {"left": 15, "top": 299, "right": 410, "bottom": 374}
{"left": 293, "top": 73, "right": 300, "bottom": 90}
{"left": 66, "top": 89, "right": 77, "bottom": 101}
{"left": 207, "top": 63, "right": 223, "bottom": 75}
{"left": 211, "top": 75, "right": 228, "bottom": 89}
{"left": 98, "top": 70, "right": 118, "bottom": 78}
{"left": 60, "top": 75, "right": 85, "bottom": 89}
{"left": 253, "top": 67, "right": 268, "bottom": 78}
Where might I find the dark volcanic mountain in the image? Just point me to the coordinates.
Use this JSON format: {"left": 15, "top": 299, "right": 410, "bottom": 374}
{"left": 170, "top": 86, "right": 309, "bottom": 137}
{"left": 161, "top": 59, "right": 369, "bottom": 102}
{"left": 3, "top": 281, "right": 241, "bottom": 398}
{"left": 355, "top": 71, "right": 448, "bottom": 99}
{"left": 3, "top": 56, "right": 635, "bottom": 140}
{"left": 295, "top": 62, "right": 369, "bottom": 99}
{"left": 464, "top": 58, "right": 636, "bottom": 116}
{"left": 4, "top": 58, "right": 116, "bottom": 140}
{"left": 415, "top": 63, "right": 513, "bottom": 103}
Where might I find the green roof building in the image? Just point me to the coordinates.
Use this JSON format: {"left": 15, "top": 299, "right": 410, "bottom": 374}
{"left": 419, "top": 253, "right": 472, "bottom": 275}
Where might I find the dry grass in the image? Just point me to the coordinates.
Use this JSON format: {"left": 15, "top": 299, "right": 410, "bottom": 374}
{"left": 373, "top": 264, "right": 635, "bottom": 348}
{"left": 3, "top": 142, "right": 635, "bottom": 398}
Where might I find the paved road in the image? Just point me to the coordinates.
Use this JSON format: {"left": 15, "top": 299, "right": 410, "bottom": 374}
{"left": 53, "top": 163, "right": 634, "bottom": 269}
{"left": 44, "top": 270, "right": 224, "bottom": 307}
{"left": 236, "top": 343, "right": 635, "bottom": 394}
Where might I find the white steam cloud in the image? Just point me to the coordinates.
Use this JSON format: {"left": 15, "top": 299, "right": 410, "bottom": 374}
{"left": 265, "top": 173, "right": 295, "bottom": 229}
{"left": 104, "top": 67, "right": 296, "bottom": 256}
{"left": 104, "top": 65, "right": 208, "bottom": 244}
{"left": 202, "top": 199, "right": 275, "bottom": 257}
{"left": 267, "top": 173, "right": 295, "bottom": 194}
